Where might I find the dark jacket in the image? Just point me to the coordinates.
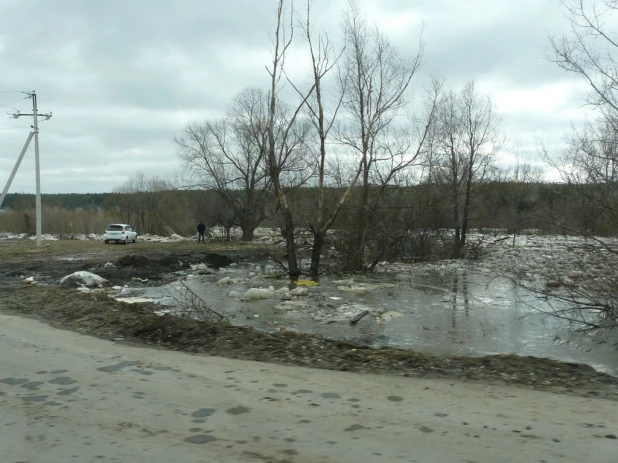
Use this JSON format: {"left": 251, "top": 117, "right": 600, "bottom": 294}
{"left": 197, "top": 222, "right": 206, "bottom": 233}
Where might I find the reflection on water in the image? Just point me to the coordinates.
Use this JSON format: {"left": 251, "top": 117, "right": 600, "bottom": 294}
{"left": 450, "top": 272, "right": 469, "bottom": 334}
{"left": 143, "top": 267, "right": 618, "bottom": 376}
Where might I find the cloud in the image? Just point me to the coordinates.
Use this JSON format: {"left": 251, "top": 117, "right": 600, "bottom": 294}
{"left": 0, "top": 0, "right": 593, "bottom": 193}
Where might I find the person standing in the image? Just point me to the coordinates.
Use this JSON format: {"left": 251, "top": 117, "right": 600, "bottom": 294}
{"left": 197, "top": 221, "right": 206, "bottom": 243}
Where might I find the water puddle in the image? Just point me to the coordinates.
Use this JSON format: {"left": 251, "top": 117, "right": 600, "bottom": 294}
{"left": 115, "top": 266, "right": 618, "bottom": 376}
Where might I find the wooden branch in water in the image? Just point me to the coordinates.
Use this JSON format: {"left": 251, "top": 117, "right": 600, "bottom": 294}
{"left": 491, "top": 236, "right": 511, "bottom": 244}
{"left": 349, "top": 310, "right": 369, "bottom": 325}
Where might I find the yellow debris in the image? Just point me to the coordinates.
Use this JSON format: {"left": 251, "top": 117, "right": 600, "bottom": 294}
{"left": 295, "top": 279, "right": 319, "bottom": 286}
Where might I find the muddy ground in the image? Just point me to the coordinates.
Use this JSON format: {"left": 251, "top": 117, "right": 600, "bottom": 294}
{"left": 1, "top": 238, "right": 617, "bottom": 401}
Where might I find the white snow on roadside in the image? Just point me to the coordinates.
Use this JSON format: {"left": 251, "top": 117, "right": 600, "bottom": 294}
{"left": 0, "top": 232, "right": 28, "bottom": 239}
{"left": 60, "top": 271, "right": 107, "bottom": 287}
{"left": 115, "top": 297, "right": 153, "bottom": 304}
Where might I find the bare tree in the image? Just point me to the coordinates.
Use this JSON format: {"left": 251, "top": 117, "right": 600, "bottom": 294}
{"left": 281, "top": 0, "right": 357, "bottom": 278}
{"left": 432, "top": 80, "right": 502, "bottom": 258}
{"left": 265, "top": 0, "right": 318, "bottom": 280}
{"left": 213, "top": 205, "right": 240, "bottom": 241}
{"left": 547, "top": 0, "right": 618, "bottom": 236}
{"left": 265, "top": 0, "right": 432, "bottom": 276}
{"left": 498, "top": 149, "right": 544, "bottom": 245}
{"left": 334, "top": 1, "right": 426, "bottom": 270}
{"left": 544, "top": 0, "right": 618, "bottom": 237}
{"left": 540, "top": 118, "right": 618, "bottom": 236}
{"left": 513, "top": 0, "right": 618, "bottom": 333}
{"left": 114, "top": 173, "right": 177, "bottom": 235}
{"left": 549, "top": 0, "right": 618, "bottom": 126}
{"left": 175, "top": 88, "right": 273, "bottom": 241}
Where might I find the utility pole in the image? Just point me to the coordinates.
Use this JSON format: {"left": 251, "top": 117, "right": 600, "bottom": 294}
{"left": 1, "top": 91, "right": 52, "bottom": 247}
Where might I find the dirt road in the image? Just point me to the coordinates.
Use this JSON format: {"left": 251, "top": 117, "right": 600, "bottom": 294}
{"left": 1, "top": 313, "right": 616, "bottom": 463}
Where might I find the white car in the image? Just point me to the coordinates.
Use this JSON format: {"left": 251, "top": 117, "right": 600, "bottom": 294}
{"left": 104, "top": 223, "right": 137, "bottom": 244}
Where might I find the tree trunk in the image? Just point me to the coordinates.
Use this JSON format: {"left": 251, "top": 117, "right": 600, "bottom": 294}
{"left": 241, "top": 226, "right": 255, "bottom": 241}
{"left": 354, "top": 222, "right": 368, "bottom": 270}
{"left": 451, "top": 200, "right": 462, "bottom": 259}
{"left": 451, "top": 235, "right": 462, "bottom": 259}
{"left": 282, "top": 209, "right": 300, "bottom": 280}
{"left": 310, "top": 231, "right": 325, "bottom": 278}
{"left": 239, "top": 211, "right": 258, "bottom": 241}
{"left": 459, "top": 167, "right": 474, "bottom": 255}
{"left": 265, "top": 0, "right": 304, "bottom": 282}
{"left": 350, "top": 168, "right": 371, "bottom": 270}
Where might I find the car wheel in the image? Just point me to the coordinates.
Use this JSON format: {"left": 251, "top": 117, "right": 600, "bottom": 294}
{"left": 123, "top": 237, "right": 128, "bottom": 245}
{"left": 133, "top": 235, "right": 138, "bottom": 243}
{"left": 104, "top": 239, "right": 109, "bottom": 244}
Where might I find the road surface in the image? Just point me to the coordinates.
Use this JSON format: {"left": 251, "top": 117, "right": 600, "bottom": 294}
{"left": 0, "top": 312, "right": 616, "bottom": 463}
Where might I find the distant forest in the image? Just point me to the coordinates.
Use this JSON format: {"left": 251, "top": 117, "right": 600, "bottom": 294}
{"left": 0, "top": 181, "right": 612, "bottom": 241}
{"left": 1, "top": 193, "right": 110, "bottom": 211}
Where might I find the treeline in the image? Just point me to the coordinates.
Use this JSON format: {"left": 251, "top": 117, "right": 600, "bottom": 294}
{"left": 0, "top": 181, "right": 612, "bottom": 241}
{"left": 1, "top": 193, "right": 109, "bottom": 211}
{"left": 0, "top": 189, "right": 217, "bottom": 237}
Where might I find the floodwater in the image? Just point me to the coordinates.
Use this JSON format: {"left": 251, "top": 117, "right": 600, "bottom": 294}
{"left": 123, "top": 265, "right": 618, "bottom": 376}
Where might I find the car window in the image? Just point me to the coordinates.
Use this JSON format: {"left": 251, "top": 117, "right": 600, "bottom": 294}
{"left": 107, "top": 225, "right": 123, "bottom": 231}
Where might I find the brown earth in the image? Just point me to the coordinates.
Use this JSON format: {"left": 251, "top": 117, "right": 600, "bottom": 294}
{"left": 0, "top": 238, "right": 617, "bottom": 401}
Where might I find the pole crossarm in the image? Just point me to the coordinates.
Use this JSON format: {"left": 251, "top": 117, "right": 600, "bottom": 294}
{"left": 12, "top": 92, "right": 53, "bottom": 124}
{"left": 14, "top": 113, "right": 52, "bottom": 120}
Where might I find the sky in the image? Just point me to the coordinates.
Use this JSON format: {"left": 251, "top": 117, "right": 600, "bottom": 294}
{"left": 0, "top": 0, "right": 593, "bottom": 194}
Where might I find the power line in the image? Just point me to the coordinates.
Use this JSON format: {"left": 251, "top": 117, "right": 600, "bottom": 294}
{"left": 0, "top": 84, "right": 19, "bottom": 91}
{"left": 0, "top": 124, "right": 31, "bottom": 131}
{"left": 0, "top": 84, "right": 27, "bottom": 93}
{"left": 0, "top": 96, "right": 29, "bottom": 109}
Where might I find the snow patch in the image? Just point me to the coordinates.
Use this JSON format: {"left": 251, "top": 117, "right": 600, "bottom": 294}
{"left": 243, "top": 287, "right": 275, "bottom": 301}
{"left": 60, "top": 271, "right": 107, "bottom": 288}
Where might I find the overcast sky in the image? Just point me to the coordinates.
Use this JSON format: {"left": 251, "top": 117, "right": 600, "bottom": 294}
{"left": 0, "top": 0, "right": 590, "bottom": 194}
